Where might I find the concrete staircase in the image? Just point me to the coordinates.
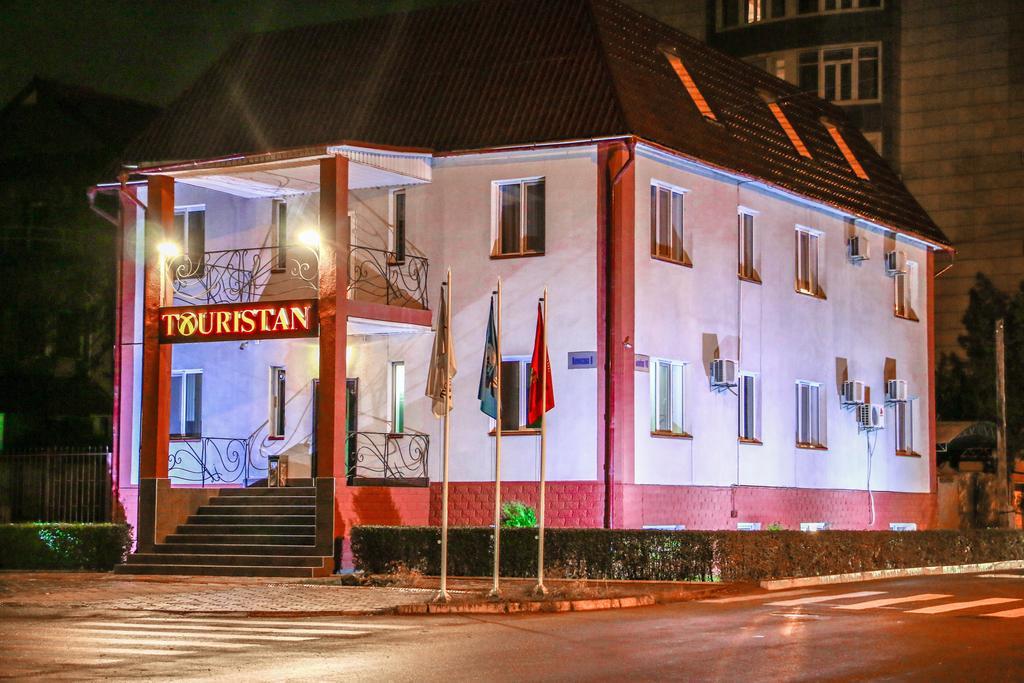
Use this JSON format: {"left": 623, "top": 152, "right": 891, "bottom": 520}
{"left": 116, "top": 482, "right": 333, "bottom": 577}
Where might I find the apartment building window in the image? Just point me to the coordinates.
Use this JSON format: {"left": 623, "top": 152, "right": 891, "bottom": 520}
{"left": 651, "top": 183, "right": 689, "bottom": 265}
{"left": 720, "top": 0, "right": 786, "bottom": 27}
{"left": 738, "top": 211, "right": 758, "bottom": 281}
{"left": 170, "top": 370, "right": 202, "bottom": 439}
{"left": 894, "top": 398, "right": 915, "bottom": 455}
{"left": 269, "top": 366, "right": 286, "bottom": 439}
{"left": 795, "top": 227, "right": 822, "bottom": 296}
{"left": 390, "top": 361, "right": 405, "bottom": 434}
{"left": 895, "top": 260, "right": 919, "bottom": 320}
{"left": 795, "top": 380, "right": 824, "bottom": 448}
{"left": 799, "top": 0, "right": 881, "bottom": 14}
{"left": 272, "top": 200, "right": 288, "bottom": 272}
{"left": 173, "top": 206, "right": 206, "bottom": 276}
{"left": 495, "top": 359, "right": 541, "bottom": 433}
{"left": 799, "top": 45, "right": 881, "bottom": 103}
{"left": 390, "top": 189, "right": 407, "bottom": 262}
{"left": 493, "top": 178, "right": 545, "bottom": 257}
{"left": 652, "top": 359, "right": 687, "bottom": 437}
{"left": 739, "top": 372, "right": 761, "bottom": 442}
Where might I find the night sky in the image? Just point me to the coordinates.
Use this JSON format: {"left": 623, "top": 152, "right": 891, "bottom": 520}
{"left": 1, "top": 0, "right": 455, "bottom": 106}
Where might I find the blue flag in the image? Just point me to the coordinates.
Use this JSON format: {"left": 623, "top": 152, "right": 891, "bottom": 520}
{"left": 478, "top": 295, "right": 499, "bottom": 419}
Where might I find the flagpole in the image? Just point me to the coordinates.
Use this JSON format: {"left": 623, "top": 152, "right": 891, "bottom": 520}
{"left": 488, "top": 278, "right": 503, "bottom": 598}
{"left": 534, "top": 287, "right": 548, "bottom": 597}
{"left": 435, "top": 268, "right": 452, "bottom": 604}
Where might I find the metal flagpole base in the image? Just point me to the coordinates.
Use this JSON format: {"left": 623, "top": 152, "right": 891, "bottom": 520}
{"left": 486, "top": 588, "right": 502, "bottom": 600}
{"left": 432, "top": 590, "right": 452, "bottom": 604}
{"left": 532, "top": 583, "right": 548, "bottom": 597}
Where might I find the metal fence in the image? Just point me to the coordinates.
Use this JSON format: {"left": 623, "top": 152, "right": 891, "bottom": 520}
{"left": 0, "top": 449, "right": 112, "bottom": 523}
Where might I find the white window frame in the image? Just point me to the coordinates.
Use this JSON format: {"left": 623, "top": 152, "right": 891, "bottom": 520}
{"left": 389, "top": 360, "right": 405, "bottom": 434}
{"left": 795, "top": 380, "right": 825, "bottom": 448}
{"left": 800, "top": 43, "right": 882, "bottom": 104}
{"left": 650, "top": 181, "right": 690, "bottom": 265}
{"left": 491, "top": 177, "right": 545, "bottom": 257}
{"left": 739, "top": 372, "right": 761, "bottom": 442}
{"left": 170, "top": 369, "right": 202, "bottom": 440}
{"left": 794, "top": 225, "right": 823, "bottom": 296}
{"left": 895, "top": 260, "right": 918, "bottom": 320}
{"left": 388, "top": 188, "right": 407, "bottom": 262}
{"left": 738, "top": 208, "right": 758, "bottom": 282}
{"left": 651, "top": 358, "right": 688, "bottom": 437}
{"left": 269, "top": 366, "right": 286, "bottom": 440}
{"left": 490, "top": 356, "right": 540, "bottom": 433}
{"left": 894, "top": 397, "right": 916, "bottom": 455}
{"left": 172, "top": 204, "right": 206, "bottom": 276}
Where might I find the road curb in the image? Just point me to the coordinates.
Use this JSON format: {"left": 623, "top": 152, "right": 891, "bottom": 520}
{"left": 396, "top": 594, "right": 658, "bottom": 615}
{"left": 759, "top": 560, "right": 1024, "bottom": 590}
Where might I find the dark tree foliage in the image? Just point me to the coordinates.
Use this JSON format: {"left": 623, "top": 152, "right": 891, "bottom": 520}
{"left": 937, "top": 273, "right": 1024, "bottom": 455}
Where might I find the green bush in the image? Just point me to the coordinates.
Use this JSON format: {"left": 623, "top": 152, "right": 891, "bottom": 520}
{"left": 0, "top": 523, "right": 133, "bottom": 570}
{"left": 350, "top": 527, "right": 1024, "bottom": 582}
{"left": 501, "top": 501, "right": 538, "bottom": 528}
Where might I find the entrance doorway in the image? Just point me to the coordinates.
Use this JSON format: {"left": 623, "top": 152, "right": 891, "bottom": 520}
{"left": 310, "top": 378, "right": 359, "bottom": 479}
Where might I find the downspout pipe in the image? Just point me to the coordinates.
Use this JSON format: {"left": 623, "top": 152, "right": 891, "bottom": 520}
{"left": 604, "top": 139, "right": 635, "bottom": 530}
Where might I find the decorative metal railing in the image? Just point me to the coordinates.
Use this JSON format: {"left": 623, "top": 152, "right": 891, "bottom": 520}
{"left": 168, "top": 437, "right": 261, "bottom": 487}
{"left": 0, "top": 449, "right": 112, "bottom": 522}
{"left": 347, "top": 432, "right": 429, "bottom": 486}
{"left": 348, "top": 246, "right": 429, "bottom": 309}
{"left": 169, "top": 245, "right": 318, "bottom": 306}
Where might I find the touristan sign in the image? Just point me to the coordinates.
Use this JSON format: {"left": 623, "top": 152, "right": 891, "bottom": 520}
{"left": 159, "top": 299, "right": 319, "bottom": 344}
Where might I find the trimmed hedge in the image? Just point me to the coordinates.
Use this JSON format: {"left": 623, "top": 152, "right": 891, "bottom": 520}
{"left": 351, "top": 526, "right": 1024, "bottom": 582}
{"left": 0, "top": 523, "right": 133, "bottom": 571}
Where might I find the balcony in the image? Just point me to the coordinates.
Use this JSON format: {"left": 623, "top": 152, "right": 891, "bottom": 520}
{"left": 346, "top": 431, "right": 429, "bottom": 487}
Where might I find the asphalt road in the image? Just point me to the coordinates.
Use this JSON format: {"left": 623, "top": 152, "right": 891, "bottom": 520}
{"left": 2, "top": 570, "right": 1023, "bottom": 681}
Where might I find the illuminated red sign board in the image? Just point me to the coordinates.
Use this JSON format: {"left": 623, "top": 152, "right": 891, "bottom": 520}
{"left": 159, "top": 300, "right": 318, "bottom": 344}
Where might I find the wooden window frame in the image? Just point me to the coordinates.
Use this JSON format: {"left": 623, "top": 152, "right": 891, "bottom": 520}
{"left": 491, "top": 177, "right": 545, "bottom": 258}
{"left": 795, "top": 380, "right": 825, "bottom": 449}
{"left": 794, "top": 226, "right": 824, "bottom": 298}
{"left": 739, "top": 372, "right": 761, "bottom": 442}
{"left": 738, "top": 209, "right": 760, "bottom": 282}
{"left": 651, "top": 182, "right": 692, "bottom": 267}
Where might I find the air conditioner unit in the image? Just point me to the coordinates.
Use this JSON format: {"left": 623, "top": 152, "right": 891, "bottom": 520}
{"left": 841, "top": 380, "right": 866, "bottom": 406}
{"left": 886, "top": 379, "right": 908, "bottom": 402}
{"left": 885, "top": 250, "right": 908, "bottom": 276}
{"left": 710, "top": 359, "right": 738, "bottom": 388}
{"left": 847, "top": 236, "right": 869, "bottom": 262}
{"left": 858, "top": 403, "right": 886, "bottom": 431}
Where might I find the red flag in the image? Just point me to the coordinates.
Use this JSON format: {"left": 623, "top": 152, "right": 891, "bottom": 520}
{"left": 527, "top": 302, "right": 554, "bottom": 425}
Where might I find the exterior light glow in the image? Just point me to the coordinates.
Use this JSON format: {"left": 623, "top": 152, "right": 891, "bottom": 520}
{"left": 298, "top": 229, "right": 320, "bottom": 247}
{"left": 157, "top": 241, "right": 181, "bottom": 258}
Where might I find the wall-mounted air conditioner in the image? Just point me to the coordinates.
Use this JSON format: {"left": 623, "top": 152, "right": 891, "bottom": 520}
{"left": 847, "top": 236, "right": 869, "bottom": 262}
{"left": 886, "top": 379, "right": 908, "bottom": 402}
{"left": 885, "top": 250, "right": 908, "bottom": 276}
{"left": 858, "top": 403, "right": 886, "bottom": 431}
{"left": 710, "top": 359, "right": 738, "bottom": 388}
{"left": 840, "top": 380, "right": 866, "bottom": 406}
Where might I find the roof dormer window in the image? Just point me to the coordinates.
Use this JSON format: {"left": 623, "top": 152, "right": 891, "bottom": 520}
{"left": 823, "top": 120, "right": 869, "bottom": 180}
{"left": 759, "top": 91, "right": 812, "bottom": 159}
{"left": 663, "top": 51, "right": 718, "bottom": 122}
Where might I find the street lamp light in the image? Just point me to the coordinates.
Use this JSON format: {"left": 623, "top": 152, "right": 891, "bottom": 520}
{"left": 298, "top": 229, "right": 320, "bottom": 248}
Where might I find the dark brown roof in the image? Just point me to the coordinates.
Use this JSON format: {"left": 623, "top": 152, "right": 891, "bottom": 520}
{"left": 123, "top": 0, "right": 947, "bottom": 246}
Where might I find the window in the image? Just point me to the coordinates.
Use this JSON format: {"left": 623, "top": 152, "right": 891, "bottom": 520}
{"left": 795, "top": 381, "right": 824, "bottom": 447}
{"left": 270, "top": 366, "right": 286, "bottom": 439}
{"left": 895, "top": 260, "right": 918, "bottom": 320}
{"left": 391, "top": 189, "right": 407, "bottom": 262}
{"left": 894, "top": 398, "right": 914, "bottom": 454}
{"left": 799, "top": 0, "right": 881, "bottom": 14}
{"left": 824, "top": 121, "right": 870, "bottom": 179}
{"left": 172, "top": 206, "right": 206, "bottom": 276}
{"left": 799, "top": 45, "right": 881, "bottom": 104}
{"left": 745, "top": 0, "right": 765, "bottom": 23}
{"left": 738, "top": 211, "right": 758, "bottom": 281}
{"left": 493, "top": 179, "right": 544, "bottom": 257}
{"left": 794, "top": 227, "right": 821, "bottom": 296}
{"left": 170, "top": 370, "right": 202, "bottom": 439}
{"left": 273, "top": 200, "right": 288, "bottom": 271}
{"left": 739, "top": 372, "right": 761, "bottom": 442}
{"left": 720, "top": 0, "right": 786, "bottom": 26}
{"left": 767, "top": 101, "right": 813, "bottom": 158}
{"left": 651, "top": 359, "right": 687, "bottom": 436}
{"left": 663, "top": 52, "right": 718, "bottom": 121}
{"left": 495, "top": 359, "right": 541, "bottom": 433}
{"left": 651, "top": 183, "right": 688, "bottom": 265}
{"left": 390, "top": 361, "right": 405, "bottom": 433}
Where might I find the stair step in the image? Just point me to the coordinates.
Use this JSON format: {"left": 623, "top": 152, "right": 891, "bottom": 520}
{"left": 127, "top": 553, "right": 326, "bottom": 568}
{"left": 114, "top": 563, "right": 316, "bottom": 578}
{"left": 165, "top": 533, "right": 316, "bottom": 545}
{"left": 154, "top": 543, "right": 320, "bottom": 556}
{"left": 197, "top": 505, "right": 316, "bottom": 516}
{"left": 209, "top": 496, "right": 314, "bottom": 506}
{"left": 217, "top": 487, "right": 315, "bottom": 497}
{"left": 186, "top": 514, "right": 314, "bottom": 526}
{"left": 176, "top": 524, "right": 316, "bottom": 535}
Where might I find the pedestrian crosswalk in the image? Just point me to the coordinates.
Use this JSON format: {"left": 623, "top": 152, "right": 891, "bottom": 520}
{"left": 701, "top": 588, "right": 1024, "bottom": 617}
{"left": 0, "top": 615, "right": 414, "bottom": 672}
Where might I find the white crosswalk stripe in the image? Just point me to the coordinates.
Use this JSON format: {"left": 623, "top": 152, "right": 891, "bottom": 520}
{"left": 77, "top": 620, "right": 372, "bottom": 636}
{"left": 70, "top": 627, "right": 319, "bottom": 641}
{"left": 701, "top": 588, "right": 822, "bottom": 604}
{"left": 907, "top": 598, "right": 1021, "bottom": 615}
{"left": 981, "top": 606, "right": 1024, "bottom": 618}
{"left": 834, "top": 593, "right": 952, "bottom": 611}
{"left": 135, "top": 616, "right": 412, "bottom": 630}
{"left": 766, "top": 590, "right": 885, "bottom": 607}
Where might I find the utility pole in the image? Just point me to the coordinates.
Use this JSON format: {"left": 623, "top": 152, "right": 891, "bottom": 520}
{"left": 994, "top": 319, "right": 1012, "bottom": 528}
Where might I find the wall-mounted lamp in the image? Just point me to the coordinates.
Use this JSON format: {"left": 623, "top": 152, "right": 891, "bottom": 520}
{"left": 298, "top": 229, "right": 320, "bottom": 248}
{"left": 623, "top": 336, "right": 633, "bottom": 350}
{"left": 157, "top": 241, "right": 181, "bottom": 259}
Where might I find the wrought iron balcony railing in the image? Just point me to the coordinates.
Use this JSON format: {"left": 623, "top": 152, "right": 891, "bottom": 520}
{"left": 169, "top": 245, "right": 318, "bottom": 306}
{"left": 168, "top": 436, "right": 261, "bottom": 487}
{"left": 347, "top": 431, "right": 429, "bottom": 487}
{"left": 348, "top": 246, "right": 429, "bottom": 310}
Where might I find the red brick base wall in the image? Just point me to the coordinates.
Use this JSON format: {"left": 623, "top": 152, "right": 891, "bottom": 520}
{"left": 428, "top": 481, "right": 937, "bottom": 531}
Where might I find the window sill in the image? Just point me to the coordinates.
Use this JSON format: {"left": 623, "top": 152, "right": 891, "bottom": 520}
{"left": 488, "top": 429, "right": 540, "bottom": 437}
{"left": 651, "top": 430, "right": 693, "bottom": 440}
{"left": 896, "top": 450, "right": 921, "bottom": 458}
{"left": 651, "top": 253, "right": 693, "bottom": 268}
{"left": 490, "top": 251, "right": 545, "bottom": 261}
{"left": 386, "top": 432, "right": 406, "bottom": 439}
{"left": 738, "top": 273, "right": 761, "bottom": 285}
{"left": 795, "top": 287, "right": 827, "bottom": 301}
{"left": 170, "top": 436, "right": 202, "bottom": 442}
{"left": 796, "top": 443, "right": 828, "bottom": 451}
{"left": 894, "top": 311, "right": 919, "bottom": 322}
{"left": 738, "top": 437, "right": 763, "bottom": 446}
{"left": 267, "top": 435, "right": 286, "bottom": 441}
